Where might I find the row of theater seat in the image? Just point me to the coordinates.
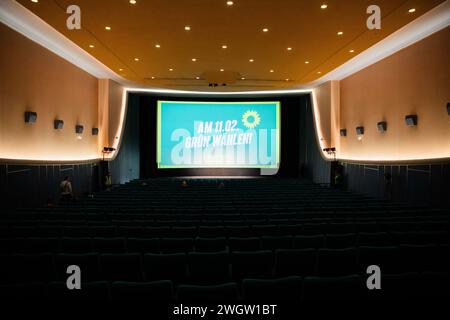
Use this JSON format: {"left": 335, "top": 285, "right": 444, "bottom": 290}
{"left": 2, "top": 214, "right": 449, "bottom": 225}
{"left": 4, "top": 207, "right": 445, "bottom": 219}
{"left": 3, "top": 178, "right": 449, "bottom": 298}
{"left": 1, "top": 222, "right": 449, "bottom": 238}
{"left": 2, "top": 246, "right": 449, "bottom": 285}
{"left": 2, "top": 273, "right": 449, "bottom": 301}
{"left": 1, "top": 232, "right": 449, "bottom": 254}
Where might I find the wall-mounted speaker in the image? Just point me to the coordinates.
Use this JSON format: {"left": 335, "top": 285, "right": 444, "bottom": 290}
{"left": 356, "top": 126, "right": 364, "bottom": 135}
{"left": 447, "top": 103, "right": 450, "bottom": 115}
{"left": 405, "top": 115, "right": 418, "bottom": 126}
{"left": 54, "top": 119, "right": 64, "bottom": 130}
{"left": 340, "top": 129, "right": 347, "bottom": 137}
{"left": 75, "top": 125, "right": 84, "bottom": 134}
{"left": 92, "top": 128, "right": 99, "bottom": 136}
{"left": 377, "top": 121, "right": 387, "bottom": 133}
{"left": 24, "top": 111, "right": 37, "bottom": 123}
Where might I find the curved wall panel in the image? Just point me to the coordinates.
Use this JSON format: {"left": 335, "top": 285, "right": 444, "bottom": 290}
{"left": 339, "top": 26, "right": 450, "bottom": 163}
{"left": 0, "top": 23, "right": 99, "bottom": 161}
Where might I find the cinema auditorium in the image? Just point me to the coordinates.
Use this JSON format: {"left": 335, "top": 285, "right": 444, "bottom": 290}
{"left": 0, "top": 0, "right": 449, "bottom": 312}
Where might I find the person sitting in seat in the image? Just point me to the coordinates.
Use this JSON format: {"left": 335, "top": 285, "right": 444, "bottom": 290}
{"left": 105, "top": 172, "right": 112, "bottom": 191}
{"left": 60, "top": 176, "right": 73, "bottom": 203}
{"left": 46, "top": 198, "right": 55, "bottom": 208}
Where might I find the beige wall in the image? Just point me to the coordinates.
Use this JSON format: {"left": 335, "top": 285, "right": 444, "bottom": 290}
{"left": 313, "top": 81, "right": 340, "bottom": 151}
{"left": 0, "top": 22, "right": 99, "bottom": 161}
{"left": 97, "top": 79, "right": 109, "bottom": 155}
{"left": 339, "top": 26, "right": 450, "bottom": 162}
{"left": 0, "top": 23, "right": 125, "bottom": 162}
{"left": 97, "top": 79, "right": 125, "bottom": 157}
{"left": 313, "top": 82, "right": 332, "bottom": 148}
{"left": 108, "top": 80, "right": 125, "bottom": 147}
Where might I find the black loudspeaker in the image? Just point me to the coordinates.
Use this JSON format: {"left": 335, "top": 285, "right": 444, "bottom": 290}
{"left": 75, "top": 125, "right": 84, "bottom": 134}
{"left": 405, "top": 115, "right": 418, "bottom": 126}
{"left": 92, "top": 128, "right": 99, "bottom": 135}
{"left": 356, "top": 126, "right": 364, "bottom": 135}
{"left": 377, "top": 121, "right": 387, "bottom": 133}
{"left": 446, "top": 103, "right": 450, "bottom": 115}
{"left": 340, "top": 129, "right": 347, "bottom": 137}
{"left": 24, "top": 111, "right": 37, "bottom": 123}
{"left": 54, "top": 119, "right": 64, "bottom": 130}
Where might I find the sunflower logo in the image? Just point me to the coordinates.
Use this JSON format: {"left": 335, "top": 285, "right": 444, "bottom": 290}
{"left": 242, "top": 110, "right": 261, "bottom": 129}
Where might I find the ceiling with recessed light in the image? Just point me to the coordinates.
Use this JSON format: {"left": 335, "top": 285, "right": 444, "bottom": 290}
{"left": 16, "top": 0, "right": 445, "bottom": 91}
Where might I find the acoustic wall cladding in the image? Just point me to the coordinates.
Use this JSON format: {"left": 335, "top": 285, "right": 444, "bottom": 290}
{"left": 341, "top": 162, "right": 450, "bottom": 207}
{"left": 0, "top": 162, "right": 99, "bottom": 208}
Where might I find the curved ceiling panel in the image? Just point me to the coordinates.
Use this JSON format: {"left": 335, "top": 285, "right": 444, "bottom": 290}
{"left": 16, "top": 0, "right": 445, "bottom": 91}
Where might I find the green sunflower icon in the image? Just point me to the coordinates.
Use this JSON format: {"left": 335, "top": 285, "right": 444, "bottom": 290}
{"left": 242, "top": 110, "right": 261, "bottom": 129}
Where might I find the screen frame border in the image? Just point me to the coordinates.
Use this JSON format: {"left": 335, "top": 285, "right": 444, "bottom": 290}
{"left": 156, "top": 100, "right": 281, "bottom": 169}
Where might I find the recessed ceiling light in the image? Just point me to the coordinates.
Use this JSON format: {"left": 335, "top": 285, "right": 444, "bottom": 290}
{"left": 285, "top": 79, "right": 290, "bottom": 82}
{"left": 220, "top": 69, "right": 225, "bottom": 72}
{"left": 155, "top": 44, "right": 161, "bottom": 48}
{"left": 337, "top": 31, "right": 343, "bottom": 35}
{"left": 222, "top": 45, "right": 228, "bottom": 49}
{"left": 31, "top": 0, "right": 38, "bottom": 3}
{"left": 227, "top": 1, "right": 234, "bottom": 6}
{"left": 270, "top": 70, "right": 274, "bottom": 73}
{"left": 305, "top": 61, "right": 310, "bottom": 64}
{"left": 287, "top": 47, "right": 292, "bottom": 51}
{"left": 129, "top": 0, "right": 137, "bottom": 4}
{"left": 196, "top": 76, "right": 200, "bottom": 80}
{"left": 241, "top": 77, "right": 245, "bottom": 80}
{"left": 317, "top": 71, "right": 322, "bottom": 74}
{"left": 89, "top": 44, "right": 94, "bottom": 48}
{"left": 134, "top": 58, "right": 140, "bottom": 61}
{"left": 262, "top": 28, "right": 269, "bottom": 33}
{"left": 408, "top": 8, "right": 416, "bottom": 13}
{"left": 192, "top": 58, "right": 197, "bottom": 62}
{"left": 349, "top": 49, "right": 355, "bottom": 53}
{"left": 321, "top": 4, "right": 327, "bottom": 9}
{"left": 169, "top": 68, "right": 174, "bottom": 71}
{"left": 185, "top": 26, "right": 191, "bottom": 31}
{"left": 249, "top": 59, "right": 254, "bottom": 62}
{"left": 105, "top": 26, "right": 111, "bottom": 31}
{"left": 119, "top": 68, "right": 123, "bottom": 72}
